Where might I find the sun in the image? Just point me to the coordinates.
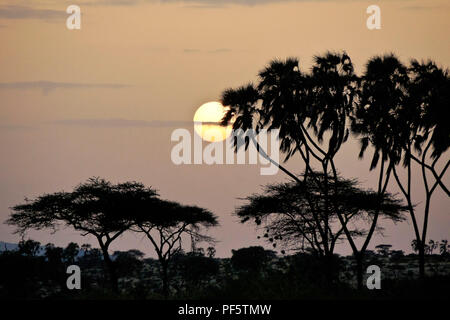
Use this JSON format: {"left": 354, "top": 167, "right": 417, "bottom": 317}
{"left": 193, "top": 101, "right": 232, "bottom": 142}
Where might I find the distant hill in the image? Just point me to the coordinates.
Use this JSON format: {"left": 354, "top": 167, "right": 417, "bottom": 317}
{"left": 0, "top": 241, "right": 94, "bottom": 258}
{"left": 0, "top": 241, "right": 46, "bottom": 255}
{"left": 0, "top": 241, "right": 19, "bottom": 252}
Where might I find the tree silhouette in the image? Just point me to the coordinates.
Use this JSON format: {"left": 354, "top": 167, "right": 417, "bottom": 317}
{"left": 396, "top": 60, "right": 449, "bottom": 277}
{"left": 207, "top": 246, "right": 216, "bottom": 258}
{"left": 171, "top": 250, "right": 220, "bottom": 294}
{"left": 112, "top": 249, "right": 145, "bottom": 279}
{"left": 18, "top": 239, "right": 42, "bottom": 257}
{"left": 375, "top": 244, "right": 393, "bottom": 257}
{"left": 221, "top": 52, "right": 407, "bottom": 289}
{"left": 353, "top": 56, "right": 449, "bottom": 278}
{"left": 7, "top": 177, "right": 159, "bottom": 292}
{"left": 439, "top": 240, "right": 449, "bottom": 256}
{"left": 348, "top": 54, "right": 411, "bottom": 287}
{"left": 231, "top": 246, "right": 276, "bottom": 272}
{"left": 62, "top": 242, "right": 80, "bottom": 265}
{"left": 237, "top": 173, "right": 406, "bottom": 258}
{"left": 132, "top": 199, "right": 218, "bottom": 297}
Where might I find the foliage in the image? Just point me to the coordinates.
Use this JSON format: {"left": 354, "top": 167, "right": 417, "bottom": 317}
{"left": 237, "top": 173, "right": 406, "bottom": 255}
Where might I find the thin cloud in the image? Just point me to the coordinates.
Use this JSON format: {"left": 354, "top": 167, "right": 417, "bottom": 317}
{"left": 0, "top": 81, "right": 131, "bottom": 94}
{"left": 183, "top": 48, "right": 232, "bottom": 54}
{"left": 401, "top": 5, "right": 448, "bottom": 11}
{"left": 49, "top": 118, "right": 225, "bottom": 128}
{"left": 57, "top": 0, "right": 405, "bottom": 8}
{"left": 2, "top": 1, "right": 418, "bottom": 12}
{"left": 50, "top": 118, "right": 194, "bottom": 128}
{"left": 145, "top": 0, "right": 418, "bottom": 6}
{"left": 79, "top": 0, "right": 142, "bottom": 6}
{"left": 184, "top": 49, "right": 201, "bottom": 53}
{"left": 0, "top": 5, "right": 64, "bottom": 21}
{"left": 0, "top": 124, "right": 34, "bottom": 130}
{"left": 208, "top": 48, "right": 232, "bottom": 54}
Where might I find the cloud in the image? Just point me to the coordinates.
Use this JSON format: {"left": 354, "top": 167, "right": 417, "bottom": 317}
{"left": 0, "top": 5, "right": 64, "bottom": 21}
{"left": 209, "top": 48, "right": 232, "bottom": 53}
{"left": 1, "top": 1, "right": 420, "bottom": 13}
{"left": 50, "top": 118, "right": 194, "bottom": 128}
{"left": 120, "top": 0, "right": 419, "bottom": 7}
{"left": 184, "top": 49, "right": 201, "bottom": 53}
{"left": 0, "top": 81, "right": 131, "bottom": 94}
{"left": 0, "top": 124, "right": 34, "bottom": 131}
{"left": 162, "top": 0, "right": 296, "bottom": 5}
{"left": 52, "top": 0, "right": 399, "bottom": 8}
{"left": 401, "top": 5, "right": 448, "bottom": 11}
{"left": 183, "top": 48, "right": 232, "bottom": 54}
{"left": 79, "top": 0, "right": 142, "bottom": 6}
{"left": 49, "top": 118, "right": 225, "bottom": 128}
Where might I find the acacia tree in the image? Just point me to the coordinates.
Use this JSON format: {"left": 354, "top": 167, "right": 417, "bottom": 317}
{"left": 7, "top": 177, "right": 159, "bottom": 292}
{"left": 236, "top": 173, "right": 406, "bottom": 260}
{"left": 132, "top": 200, "right": 218, "bottom": 297}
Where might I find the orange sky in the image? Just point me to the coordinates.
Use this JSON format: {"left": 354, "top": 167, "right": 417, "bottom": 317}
{"left": 0, "top": 0, "right": 449, "bottom": 257}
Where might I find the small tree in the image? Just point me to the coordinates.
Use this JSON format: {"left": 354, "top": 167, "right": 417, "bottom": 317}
{"left": 439, "top": 240, "right": 449, "bottom": 256}
{"left": 207, "top": 246, "right": 216, "bottom": 258}
{"left": 133, "top": 200, "right": 218, "bottom": 297}
{"left": 112, "top": 250, "right": 145, "bottom": 278}
{"left": 18, "top": 239, "right": 41, "bottom": 257}
{"left": 231, "top": 246, "right": 276, "bottom": 272}
{"left": 62, "top": 242, "right": 80, "bottom": 264}
{"left": 172, "top": 251, "right": 219, "bottom": 292}
{"left": 427, "top": 240, "right": 438, "bottom": 255}
{"left": 375, "top": 244, "right": 392, "bottom": 257}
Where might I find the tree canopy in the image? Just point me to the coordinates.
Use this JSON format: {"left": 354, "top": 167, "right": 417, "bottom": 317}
{"left": 237, "top": 173, "right": 406, "bottom": 255}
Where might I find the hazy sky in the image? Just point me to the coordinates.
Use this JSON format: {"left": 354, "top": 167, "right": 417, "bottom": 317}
{"left": 0, "top": 0, "right": 449, "bottom": 257}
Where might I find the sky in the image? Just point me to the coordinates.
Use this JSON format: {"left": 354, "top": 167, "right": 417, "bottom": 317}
{"left": 0, "top": 0, "right": 449, "bottom": 257}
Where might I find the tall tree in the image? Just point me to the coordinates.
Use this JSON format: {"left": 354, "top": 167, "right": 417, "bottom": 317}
{"left": 133, "top": 200, "right": 218, "bottom": 298}
{"left": 350, "top": 54, "right": 409, "bottom": 287}
{"left": 353, "top": 56, "right": 449, "bottom": 278}
{"left": 7, "top": 177, "right": 159, "bottom": 292}
{"left": 395, "top": 60, "right": 449, "bottom": 277}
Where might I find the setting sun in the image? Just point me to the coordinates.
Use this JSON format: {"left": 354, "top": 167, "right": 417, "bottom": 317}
{"left": 193, "top": 101, "right": 232, "bottom": 142}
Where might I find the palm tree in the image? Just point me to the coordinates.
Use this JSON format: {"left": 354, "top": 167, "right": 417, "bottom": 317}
{"left": 350, "top": 54, "right": 411, "bottom": 286}
{"left": 362, "top": 58, "right": 450, "bottom": 278}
